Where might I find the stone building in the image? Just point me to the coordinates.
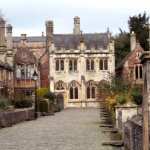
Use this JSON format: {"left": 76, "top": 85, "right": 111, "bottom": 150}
{"left": 14, "top": 46, "right": 37, "bottom": 99}
{"left": 47, "top": 17, "right": 115, "bottom": 107}
{"left": 0, "top": 17, "right": 14, "bottom": 99}
{"left": 2, "top": 16, "right": 115, "bottom": 107}
{"left": 116, "top": 32, "right": 144, "bottom": 85}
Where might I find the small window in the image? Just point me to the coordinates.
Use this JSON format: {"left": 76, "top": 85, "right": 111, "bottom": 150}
{"left": 69, "top": 59, "right": 78, "bottom": 72}
{"left": 135, "top": 65, "right": 143, "bottom": 80}
{"left": 55, "top": 59, "right": 64, "bottom": 71}
{"left": 99, "top": 58, "right": 108, "bottom": 70}
{"left": 56, "top": 60, "right": 59, "bottom": 71}
{"left": 86, "top": 59, "right": 95, "bottom": 71}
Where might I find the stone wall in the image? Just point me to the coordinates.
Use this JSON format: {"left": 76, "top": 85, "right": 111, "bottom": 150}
{"left": 115, "top": 104, "right": 138, "bottom": 130}
{"left": 0, "top": 108, "right": 34, "bottom": 128}
{"left": 124, "top": 115, "right": 143, "bottom": 150}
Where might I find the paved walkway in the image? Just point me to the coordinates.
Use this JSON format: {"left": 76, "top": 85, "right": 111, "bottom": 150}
{"left": 0, "top": 108, "right": 114, "bottom": 150}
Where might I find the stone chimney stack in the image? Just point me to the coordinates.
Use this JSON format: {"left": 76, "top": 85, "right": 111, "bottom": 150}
{"left": 6, "top": 24, "right": 13, "bottom": 49}
{"left": 46, "top": 20, "right": 53, "bottom": 37}
{"left": 46, "top": 20, "right": 53, "bottom": 47}
{"left": 20, "top": 34, "right": 27, "bottom": 47}
{"left": 73, "top": 16, "right": 80, "bottom": 35}
{"left": 0, "top": 17, "right": 6, "bottom": 47}
{"left": 130, "top": 31, "right": 136, "bottom": 51}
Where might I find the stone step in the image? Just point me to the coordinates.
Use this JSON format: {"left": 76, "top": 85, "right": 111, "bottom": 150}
{"left": 102, "top": 140, "right": 124, "bottom": 147}
{"left": 99, "top": 124, "right": 113, "bottom": 128}
{"left": 102, "top": 128, "right": 118, "bottom": 133}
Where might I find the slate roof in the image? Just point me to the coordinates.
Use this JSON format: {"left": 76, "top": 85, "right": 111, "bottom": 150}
{"left": 0, "top": 60, "right": 13, "bottom": 71}
{"left": 13, "top": 33, "right": 109, "bottom": 50}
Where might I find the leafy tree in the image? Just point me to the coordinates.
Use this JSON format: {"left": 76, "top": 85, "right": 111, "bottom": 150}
{"left": 114, "top": 29, "right": 130, "bottom": 66}
{"left": 128, "top": 12, "right": 149, "bottom": 50}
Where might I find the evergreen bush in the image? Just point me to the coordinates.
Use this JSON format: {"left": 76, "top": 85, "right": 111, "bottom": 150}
{"left": 14, "top": 99, "right": 32, "bottom": 108}
{"left": 131, "top": 87, "right": 143, "bottom": 105}
{"left": 0, "top": 97, "right": 10, "bottom": 110}
{"left": 116, "top": 94, "right": 126, "bottom": 105}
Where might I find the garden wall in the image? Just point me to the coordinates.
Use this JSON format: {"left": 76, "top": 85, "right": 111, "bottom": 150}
{"left": 124, "top": 115, "right": 143, "bottom": 150}
{"left": 0, "top": 108, "right": 34, "bottom": 128}
{"left": 115, "top": 104, "right": 138, "bottom": 130}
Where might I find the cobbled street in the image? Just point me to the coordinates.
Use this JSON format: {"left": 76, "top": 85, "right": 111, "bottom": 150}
{"left": 0, "top": 108, "right": 114, "bottom": 150}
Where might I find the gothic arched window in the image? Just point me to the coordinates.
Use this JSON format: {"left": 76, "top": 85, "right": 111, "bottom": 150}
{"left": 55, "top": 80, "right": 65, "bottom": 90}
{"left": 69, "top": 81, "right": 79, "bottom": 99}
{"left": 86, "top": 81, "right": 96, "bottom": 99}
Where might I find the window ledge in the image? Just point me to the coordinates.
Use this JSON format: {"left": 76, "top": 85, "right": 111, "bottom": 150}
{"left": 86, "top": 70, "right": 96, "bottom": 72}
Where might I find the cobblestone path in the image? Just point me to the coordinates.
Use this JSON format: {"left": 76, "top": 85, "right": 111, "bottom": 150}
{"left": 0, "top": 108, "right": 114, "bottom": 150}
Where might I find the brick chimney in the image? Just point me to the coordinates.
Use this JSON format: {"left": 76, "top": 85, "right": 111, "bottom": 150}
{"left": 6, "top": 24, "right": 13, "bottom": 49}
{"left": 73, "top": 16, "right": 81, "bottom": 35}
{"left": 130, "top": 31, "right": 136, "bottom": 51}
{"left": 0, "top": 17, "right": 6, "bottom": 47}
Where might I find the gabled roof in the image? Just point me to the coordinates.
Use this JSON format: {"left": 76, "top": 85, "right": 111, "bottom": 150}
{"left": 14, "top": 47, "right": 36, "bottom": 65}
{"left": 13, "top": 33, "right": 109, "bottom": 50}
{"left": 116, "top": 43, "right": 144, "bottom": 69}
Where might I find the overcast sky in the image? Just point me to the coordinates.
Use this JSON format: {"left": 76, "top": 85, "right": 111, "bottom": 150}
{"left": 0, "top": 0, "right": 150, "bottom": 36}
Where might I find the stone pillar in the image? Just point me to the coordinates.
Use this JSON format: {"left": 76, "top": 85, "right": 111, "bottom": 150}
{"left": 141, "top": 51, "right": 150, "bottom": 150}
{"left": 0, "top": 17, "right": 6, "bottom": 47}
{"left": 49, "top": 54, "right": 55, "bottom": 92}
{"left": 6, "top": 24, "right": 13, "bottom": 49}
{"left": 73, "top": 16, "right": 80, "bottom": 35}
{"left": 20, "top": 34, "right": 27, "bottom": 47}
{"left": 81, "top": 75, "right": 86, "bottom": 107}
{"left": 130, "top": 31, "right": 136, "bottom": 51}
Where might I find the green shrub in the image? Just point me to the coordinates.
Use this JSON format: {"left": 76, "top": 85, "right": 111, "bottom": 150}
{"left": 131, "top": 88, "right": 143, "bottom": 105}
{"left": 116, "top": 94, "right": 126, "bottom": 105}
{"left": 44, "top": 92, "right": 56, "bottom": 103}
{"left": 37, "top": 88, "right": 49, "bottom": 98}
{"left": 0, "top": 97, "right": 10, "bottom": 110}
{"left": 14, "top": 99, "right": 33, "bottom": 108}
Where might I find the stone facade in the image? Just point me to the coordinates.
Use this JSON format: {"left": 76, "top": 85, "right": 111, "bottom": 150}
{"left": 48, "top": 17, "right": 115, "bottom": 108}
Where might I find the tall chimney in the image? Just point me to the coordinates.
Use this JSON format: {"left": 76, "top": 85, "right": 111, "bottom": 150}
{"left": 46, "top": 20, "right": 53, "bottom": 37}
{"left": 130, "top": 31, "right": 136, "bottom": 51}
{"left": 0, "top": 17, "right": 6, "bottom": 47}
{"left": 45, "top": 20, "right": 53, "bottom": 47}
{"left": 6, "top": 24, "right": 13, "bottom": 49}
{"left": 73, "top": 16, "right": 80, "bottom": 35}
